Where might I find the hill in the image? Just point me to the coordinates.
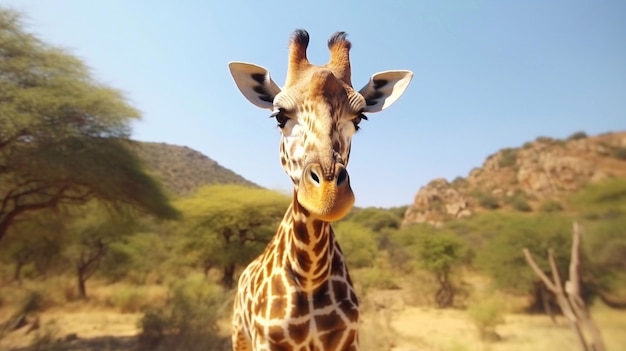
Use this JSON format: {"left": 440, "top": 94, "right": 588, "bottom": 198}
{"left": 403, "top": 131, "right": 626, "bottom": 227}
{"left": 128, "top": 141, "right": 258, "bottom": 197}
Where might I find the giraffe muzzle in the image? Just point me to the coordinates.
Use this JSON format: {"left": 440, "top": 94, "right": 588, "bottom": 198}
{"left": 297, "top": 163, "right": 355, "bottom": 221}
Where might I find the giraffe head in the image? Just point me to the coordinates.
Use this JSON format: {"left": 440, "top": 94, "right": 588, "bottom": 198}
{"left": 229, "top": 30, "right": 412, "bottom": 222}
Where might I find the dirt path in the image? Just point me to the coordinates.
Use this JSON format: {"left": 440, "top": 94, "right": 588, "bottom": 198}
{"left": 1, "top": 310, "right": 141, "bottom": 350}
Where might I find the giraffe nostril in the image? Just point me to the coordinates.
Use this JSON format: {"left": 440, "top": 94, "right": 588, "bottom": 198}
{"left": 336, "top": 168, "right": 348, "bottom": 186}
{"left": 309, "top": 170, "right": 320, "bottom": 185}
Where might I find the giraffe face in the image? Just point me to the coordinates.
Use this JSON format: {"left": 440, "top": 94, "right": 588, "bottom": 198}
{"left": 273, "top": 69, "right": 365, "bottom": 221}
{"left": 229, "top": 30, "right": 413, "bottom": 221}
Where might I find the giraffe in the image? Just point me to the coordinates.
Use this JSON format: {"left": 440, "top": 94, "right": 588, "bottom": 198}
{"left": 228, "top": 29, "right": 412, "bottom": 351}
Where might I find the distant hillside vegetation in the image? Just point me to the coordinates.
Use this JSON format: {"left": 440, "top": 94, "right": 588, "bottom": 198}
{"left": 128, "top": 141, "right": 258, "bottom": 197}
{"left": 403, "top": 131, "right": 626, "bottom": 227}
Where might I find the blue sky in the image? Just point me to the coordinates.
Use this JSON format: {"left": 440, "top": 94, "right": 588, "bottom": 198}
{"left": 3, "top": 0, "right": 625, "bottom": 207}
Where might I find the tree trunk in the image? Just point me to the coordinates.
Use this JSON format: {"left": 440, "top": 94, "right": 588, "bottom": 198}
{"left": 77, "top": 269, "right": 87, "bottom": 299}
{"left": 13, "top": 260, "right": 24, "bottom": 282}
{"left": 523, "top": 222, "right": 605, "bottom": 351}
{"left": 203, "top": 260, "right": 214, "bottom": 279}
{"left": 74, "top": 240, "right": 106, "bottom": 300}
{"left": 222, "top": 264, "right": 236, "bottom": 289}
{"left": 540, "top": 284, "right": 558, "bottom": 324}
{"left": 435, "top": 272, "right": 454, "bottom": 308}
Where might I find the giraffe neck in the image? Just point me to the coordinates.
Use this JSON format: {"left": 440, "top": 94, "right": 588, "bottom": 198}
{"left": 278, "top": 193, "right": 338, "bottom": 292}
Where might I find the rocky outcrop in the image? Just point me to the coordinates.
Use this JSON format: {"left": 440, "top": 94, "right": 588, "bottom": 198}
{"left": 403, "top": 179, "right": 471, "bottom": 227}
{"left": 402, "top": 132, "right": 626, "bottom": 227}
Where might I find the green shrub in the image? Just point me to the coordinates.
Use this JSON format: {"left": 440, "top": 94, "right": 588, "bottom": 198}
{"left": 473, "top": 213, "right": 572, "bottom": 294}
{"left": 535, "top": 136, "right": 554, "bottom": 143}
{"left": 18, "top": 291, "right": 46, "bottom": 314}
{"left": 352, "top": 253, "right": 399, "bottom": 295}
{"left": 111, "top": 287, "right": 148, "bottom": 313}
{"left": 498, "top": 148, "right": 518, "bottom": 167}
{"left": 569, "top": 178, "right": 626, "bottom": 215}
{"left": 613, "top": 147, "right": 626, "bottom": 160}
{"left": 506, "top": 194, "right": 532, "bottom": 212}
{"left": 467, "top": 296, "right": 506, "bottom": 341}
{"left": 475, "top": 192, "right": 500, "bottom": 209}
{"left": 100, "top": 242, "right": 137, "bottom": 283}
{"left": 567, "top": 131, "right": 588, "bottom": 140}
{"left": 428, "top": 197, "right": 445, "bottom": 211}
{"left": 539, "top": 199, "right": 563, "bottom": 213}
{"left": 138, "top": 276, "right": 228, "bottom": 351}
{"left": 333, "top": 222, "right": 378, "bottom": 268}
{"left": 451, "top": 176, "right": 469, "bottom": 188}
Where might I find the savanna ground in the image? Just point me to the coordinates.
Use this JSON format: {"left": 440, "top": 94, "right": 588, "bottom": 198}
{"left": 2, "top": 275, "right": 625, "bottom": 351}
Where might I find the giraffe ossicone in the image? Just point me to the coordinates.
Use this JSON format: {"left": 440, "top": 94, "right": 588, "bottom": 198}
{"left": 228, "top": 29, "right": 412, "bottom": 351}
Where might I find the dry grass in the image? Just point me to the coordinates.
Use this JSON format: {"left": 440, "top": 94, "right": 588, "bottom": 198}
{"left": 2, "top": 277, "right": 625, "bottom": 351}
{"left": 384, "top": 302, "right": 626, "bottom": 351}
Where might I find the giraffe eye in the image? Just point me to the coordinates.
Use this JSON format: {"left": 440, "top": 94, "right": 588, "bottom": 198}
{"left": 270, "top": 108, "right": 289, "bottom": 128}
{"left": 352, "top": 113, "right": 368, "bottom": 131}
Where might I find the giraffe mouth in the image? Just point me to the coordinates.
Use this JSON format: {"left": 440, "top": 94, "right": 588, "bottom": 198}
{"left": 296, "top": 163, "right": 355, "bottom": 221}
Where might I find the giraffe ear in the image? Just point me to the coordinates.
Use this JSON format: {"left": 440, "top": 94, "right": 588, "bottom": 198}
{"left": 228, "top": 62, "right": 281, "bottom": 110}
{"left": 359, "top": 70, "right": 413, "bottom": 113}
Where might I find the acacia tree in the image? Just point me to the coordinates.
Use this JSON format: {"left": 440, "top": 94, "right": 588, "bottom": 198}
{"left": 421, "top": 234, "right": 463, "bottom": 308}
{"left": 389, "top": 224, "right": 464, "bottom": 307}
{"left": 62, "top": 204, "right": 139, "bottom": 299}
{"left": 0, "top": 211, "right": 66, "bottom": 281}
{"left": 0, "top": 9, "right": 177, "bottom": 244}
{"left": 474, "top": 213, "right": 573, "bottom": 312}
{"left": 176, "top": 185, "right": 289, "bottom": 288}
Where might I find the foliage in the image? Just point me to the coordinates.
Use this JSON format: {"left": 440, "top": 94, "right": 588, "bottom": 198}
{"left": 389, "top": 224, "right": 465, "bottom": 307}
{"left": 0, "top": 211, "right": 66, "bottom": 280}
{"left": 387, "top": 224, "right": 427, "bottom": 272}
{"left": 569, "top": 178, "right": 626, "bottom": 218}
{"left": 104, "top": 230, "right": 171, "bottom": 285}
{"left": 567, "top": 131, "right": 588, "bottom": 140}
{"left": 586, "top": 222, "right": 626, "bottom": 305}
{"left": 451, "top": 176, "right": 469, "bottom": 188}
{"left": 16, "top": 290, "right": 47, "bottom": 315}
{"left": 473, "top": 213, "right": 572, "bottom": 294}
{"left": 614, "top": 147, "right": 626, "bottom": 160}
{"left": 535, "top": 136, "right": 555, "bottom": 143}
{"left": 467, "top": 296, "right": 506, "bottom": 341}
{"left": 175, "top": 185, "right": 289, "bottom": 288}
{"left": 420, "top": 234, "right": 463, "bottom": 277}
{"left": 506, "top": 193, "right": 532, "bottom": 212}
{"left": 355, "top": 264, "right": 400, "bottom": 293}
{"left": 138, "top": 275, "right": 228, "bottom": 351}
{"left": 576, "top": 181, "right": 626, "bottom": 303}
{"left": 333, "top": 221, "right": 378, "bottom": 268}
{"left": 110, "top": 286, "right": 150, "bottom": 313}
{"left": 539, "top": 199, "right": 563, "bottom": 213}
{"left": 99, "top": 242, "right": 138, "bottom": 283}
{"left": 0, "top": 9, "right": 177, "bottom": 244}
{"left": 471, "top": 190, "right": 500, "bottom": 209}
{"left": 498, "top": 148, "right": 518, "bottom": 167}
{"left": 420, "top": 233, "right": 463, "bottom": 307}
{"left": 62, "top": 204, "right": 139, "bottom": 298}
{"left": 340, "top": 207, "right": 404, "bottom": 232}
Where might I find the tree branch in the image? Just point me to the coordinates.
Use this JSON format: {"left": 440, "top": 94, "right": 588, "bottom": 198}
{"left": 523, "top": 248, "right": 557, "bottom": 292}
{"left": 548, "top": 249, "right": 564, "bottom": 294}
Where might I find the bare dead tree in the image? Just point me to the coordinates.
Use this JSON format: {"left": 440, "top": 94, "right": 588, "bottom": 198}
{"left": 523, "top": 222, "right": 605, "bottom": 351}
